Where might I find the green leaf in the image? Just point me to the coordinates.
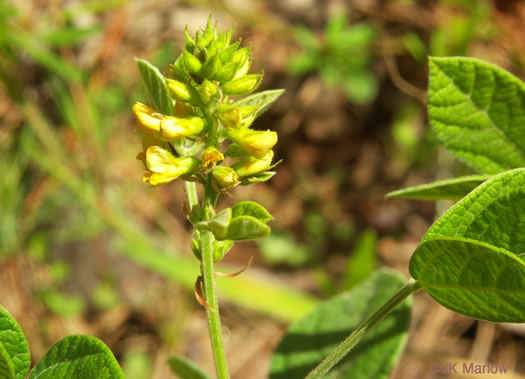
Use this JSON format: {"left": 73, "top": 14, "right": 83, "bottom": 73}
{"left": 231, "top": 201, "right": 273, "bottom": 223}
{"left": 242, "top": 171, "right": 276, "bottom": 184}
{"left": 422, "top": 168, "right": 525, "bottom": 259}
{"left": 29, "top": 335, "right": 124, "bottom": 379}
{"left": 293, "top": 25, "right": 320, "bottom": 51}
{"left": 220, "top": 216, "right": 270, "bottom": 241}
{"left": 269, "top": 269, "right": 411, "bottom": 379}
{"left": 387, "top": 175, "right": 491, "bottom": 201}
{"left": 42, "top": 26, "right": 101, "bottom": 47}
{"left": 428, "top": 57, "right": 525, "bottom": 174}
{"left": 197, "top": 208, "right": 232, "bottom": 239}
{"left": 410, "top": 237, "right": 525, "bottom": 322}
{"left": 342, "top": 229, "right": 377, "bottom": 290}
{"left": 257, "top": 232, "right": 313, "bottom": 266}
{"left": 0, "top": 305, "right": 30, "bottom": 379}
{"left": 231, "top": 89, "right": 285, "bottom": 121}
{"left": 135, "top": 57, "right": 174, "bottom": 115}
{"left": 0, "top": 340, "right": 15, "bottom": 379}
{"left": 342, "top": 71, "right": 377, "bottom": 104}
{"left": 168, "top": 355, "right": 211, "bottom": 379}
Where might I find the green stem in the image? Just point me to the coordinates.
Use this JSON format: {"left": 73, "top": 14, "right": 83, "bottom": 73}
{"left": 185, "top": 181, "right": 199, "bottom": 209}
{"left": 200, "top": 229, "right": 230, "bottom": 379}
{"left": 305, "top": 279, "right": 422, "bottom": 379}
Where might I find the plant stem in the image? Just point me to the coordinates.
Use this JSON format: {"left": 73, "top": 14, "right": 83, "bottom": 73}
{"left": 200, "top": 229, "right": 230, "bottom": 379}
{"left": 305, "top": 279, "right": 422, "bottom": 379}
{"left": 185, "top": 181, "right": 199, "bottom": 209}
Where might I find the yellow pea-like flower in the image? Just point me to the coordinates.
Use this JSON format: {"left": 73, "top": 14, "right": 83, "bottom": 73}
{"left": 232, "top": 150, "right": 274, "bottom": 177}
{"left": 143, "top": 146, "right": 201, "bottom": 186}
{"left": 227, "top": 128, "right": 277, "bottom": 158}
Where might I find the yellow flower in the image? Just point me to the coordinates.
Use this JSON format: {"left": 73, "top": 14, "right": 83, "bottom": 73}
{"left": 202, "top": 147, "right": 224, "bottom": 168}
{"left": 232, "top": 150, "right": 274, "bottom": 177}
{"left": 132, "top": 102, "right": 204, "bottom": 142}
{"left": 142, "top": 146, "right": 201, "bottom": 186}
{"left": 228, "top": 128, "right": 277, "bottom": 158}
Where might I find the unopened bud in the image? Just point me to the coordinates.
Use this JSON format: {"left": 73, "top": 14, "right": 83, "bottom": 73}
{"left": 214, "top": 61, "right": 239, "bottom": 83}
{"left": 160, "top": 116, "right": 204, "bottom": 141}
{"left": 197, "top": 80, "right": 218, "bottom": 104}
{"left": 218, "top": 41, "right": 240, "bottom": 64}
{"left": 200, "top": 54, "right": 220, "bottom": 79}
{"left": 167, "top": 79, "right": 198, "bottom": 104}
{"left": 232, "top": 150, "right": 274, "bottom": 177}
{"left": 222, "top": 74, "right": 262, "bottom": 96}
{"left": 212, "top": 166, "right": 239, "bottom": 189}
{"left": 184, "top": 26, "right": 195, "bottom": 53}
{"left": 227, "top": 128, "right": 278, "bottom": 158}
{"left": 183, "top": 50, "right": 202, "bottom": 74}
{"left": 202, "top": 147, "right": 224, "bottom": 168}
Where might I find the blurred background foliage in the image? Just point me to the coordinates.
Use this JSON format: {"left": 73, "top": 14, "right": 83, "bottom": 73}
{"left": 0, "top": 0, "right": 524, "bottom": 377}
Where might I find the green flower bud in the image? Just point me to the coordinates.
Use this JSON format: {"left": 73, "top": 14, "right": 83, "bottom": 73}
{"left": 160, "top": 116, "right": 204, "bottom": 141}
{"left": 167, "top": 79, "right": 199, "bottom": 104}
{"left": 224, "top": 143, "right": 251, "bottom": 158}
{"left": 215, "top": 29, "right": 233, "bottom": 51}
{"left": 231, "top": 46, "right": 252, "bottom": 79}
{"left": 182, "top": 50, "right": 202, "bottom": 74}
{"left": 197, "top": 80, "right": 218, "bottom": 104}
{"left": 184, "top": 26, "right": 195, "bottom": 53}
{"left": 227, "top": 128, "right": 278, "bottom": 158}
{"left": 200, "top": 54, "right": 220, "bottom": 79}
{"left": 232, "top": 150, "right": 274, "bottom": 177}
{"left": 171, "top": 54, "right": 190, "bottom": 81}
{"left": 143, "top": 146, "right": 201, "bottom": 186}
{"left": 212, "top": 166, "right": 239, "bottom": 189}
{"left": 222, "top": 73, "right": 262, "bottom": 96}
{"left": 214, "top": 61, "right": 239, "bottom": 83}
{"left": 218, "top": 41, "right": 240, "bottom": 64}
{"left": 202, "top": 147, "right": 224, "bottom": 168}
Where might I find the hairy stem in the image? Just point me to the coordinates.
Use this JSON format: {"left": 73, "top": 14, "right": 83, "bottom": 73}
{"left": 306, "top": 279, "right": 422, "bottom": 379}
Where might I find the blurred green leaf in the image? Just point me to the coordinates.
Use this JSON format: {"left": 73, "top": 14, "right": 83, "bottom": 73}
{"left": 122, "top": 351, "right": 152, "bottom": 379}
{"left": 342, "top": 229, "right": 377, "bottom": 290}
{"left": 402, "top": 32, "right": 427, "bottom": 62}
{"left": 387, "top": 175, "right": 490, "bottom": 201}
{"left": 294, "top": 25, "right": 320, "bottom": 51}
{"left": 40, "top": 290, "right": 86, "bottom": 317}
{"left": 342, "top": 72, "right": 378, "bottom": 104}
{"left": 41, "top": 26, "right": 100, "bottom": 47}
{"left": 0, "top": 305, "right": 30, "bottom": 379}
{"left": 135, "top": 57, "right": 174, "bottom": 115}
{"left": 29, "top": 335, "right": 124, "bottom": 378}
{"left": 258, "top": 232, "right": 313, "bottom": 266}
{"left": 168, "top": 355, "right": 211, "bottom": 379}
{"left": 288, "top": 52, "right": 318, "bottom": 75}
{"left": 269, "top": 269, "right": 411, "bottom": 379}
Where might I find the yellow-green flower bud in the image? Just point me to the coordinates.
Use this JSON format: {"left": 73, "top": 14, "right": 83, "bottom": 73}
{"left": 200, "top": 54, "right": 220, "bottom": 79}
{"left": 227, "top": 128, "right": 278, "bottom": 158}
{"left": 218, "top": 41, "right": 240, "bottom": 64}
{"left": 212, "top": 166, "right": 239, "bottom": 189}
{"left": 202, "top": 147, "right": 224, "bottom": 168}
{"left": 217, "top": 108, "right": 241, "bottom": 128}
{"left": 184, "top": 26, "right": 195, "bottom": 53}
{"left": 132, "top": 102, "right": 161, "bottom": 134}
{"left": 182, "top": 50, "right": 202, "bottom": 74}
{"left": 159, "top": 116, "right": 204, "bottom": 141}
{"left": 167, "top": 79, "right": 198, "bottom": 104}
{"left": 214, "top": 61, "right": 239, "bottom": 83}
{"left": 197, "top": 80, "right": 218, "bottom": 104}
{"left": 232, "top": 150, "right": 274, "bottom": 177}
{"left": 231, "top": 47, "right": 252, "bottom": 79}
{"left": 143, "top": 146, "right": 201, "bottom": 186}
{"left": 222, "top": 74, "right": 262, "bottom": 96}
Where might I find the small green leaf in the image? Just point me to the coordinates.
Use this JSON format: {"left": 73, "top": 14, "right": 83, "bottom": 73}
{"left": 242, "top": 171, "right": 276, "bottom": 184}
{"left": 135, "top": 57, "right": 174, "bottom": 116}
{"left": 213, "top": 239, "right": 234, "bottom": 262}
{"left": 29, "top": 335, "right": 124, "bottom": 379}
{"left": 342, "top": 71, "right": 377, "bottom": 104}
{"left": 410, "top": 237, "right": 525, "bottom": 322}
{"left": 387, "top": 175, "right": 491, "bottom": 201}
{"left": 231, "top": 201, "right": 273, "bottom": 223}
{"left": 269, "top": 269, "right": 411, "bottom": 379}
{"left": 219, "top": 216, "right": 270, "bottom": 241}
{"left": 428, "top": 57, "right": 525, "bottom": 174}
{"left": 0, "top": 305, "right": 30, "bottom": 379}
{"left": 168, "top": 355, "right": 211, "bottom": 379}
{"left": 231, "top": 89, "right": 284, "bottom": 121}
{"left": 197, "top": 208, "right": 232, "bottom": 239}
{"left": 423, "top": 168, "right": 525, "bottom": 259}
{"left": 42, "top": 26, "right": 101, "bottom": 47}
{"left": 343, "top": 229, "right": 377, "bottom": 290}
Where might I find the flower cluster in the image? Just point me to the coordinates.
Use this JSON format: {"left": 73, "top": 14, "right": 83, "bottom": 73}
{"left": 132, "top": 17, "right": 280, "bottom": 189}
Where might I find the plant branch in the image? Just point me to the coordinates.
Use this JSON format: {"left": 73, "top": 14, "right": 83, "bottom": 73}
{"left": 306, "top": 279, "right": 422, "bottom": 379}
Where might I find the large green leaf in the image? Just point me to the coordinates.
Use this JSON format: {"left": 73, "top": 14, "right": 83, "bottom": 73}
{"left": 29, "top": 335, "right": 124, "bottom": 379}
{"left": 135, "top": 57, "right": 174, "bottom": 115}
{"left": 387, "top": 175, "right": 490, "bottom": 201}
{"left": 428, "top": 57, "right": 525, "bottom": 174}
{"left": 231, "top": 201, "right": 273, "bottom": 223}
{"left": 269, "top": 269, "right": 411, "bottom": 379}
{"left": 0, "top": 305, "right": 30, "bottom": 379}
{"left": 168, "top": 355, "right": 211, "bottom": 379}
{"left": 231, "top": 89, "right": 284, "bottom": 120}
{"left": 423, "top": 168, "right": 525, "bottom": 260}
{"left": 221, "top": 215, "right": 270, "bottom": 241}
{"left": 410, "top": 237, "right": 525, "bottom": 322}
